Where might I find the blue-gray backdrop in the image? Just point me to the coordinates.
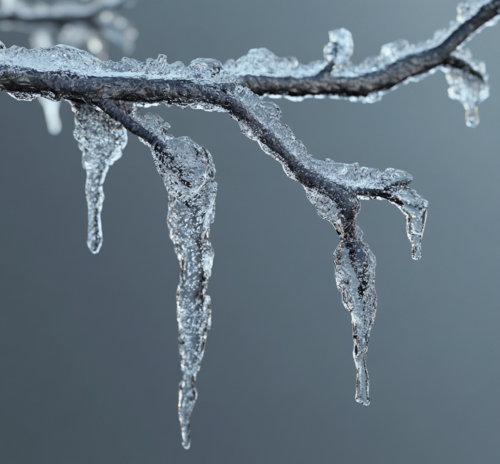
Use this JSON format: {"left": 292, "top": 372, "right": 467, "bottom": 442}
{"left": 1, "top": 1, "right": 499, "bottom": 463}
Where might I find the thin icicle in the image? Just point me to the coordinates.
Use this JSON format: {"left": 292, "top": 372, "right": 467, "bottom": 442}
{"left": 72, "top": 103, "right": 127, "bottom": 253}
{"left": 390, "top": 189, "right": 428, "bottom": 260}
{"left": 133, "top": 110, "right": 217, "bottom": 450}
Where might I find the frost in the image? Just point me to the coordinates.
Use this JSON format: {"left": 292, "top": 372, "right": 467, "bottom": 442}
{"left": 133, "top": 110, "right": 217, "bottom": 450}
{"left": 444, "top": 49, "right": 489, "bottom": 127}
{"left": 72, "top": 102, "right": 127, "bottom": 253}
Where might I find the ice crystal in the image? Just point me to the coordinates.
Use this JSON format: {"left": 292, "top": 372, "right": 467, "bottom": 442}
{"left": 133, "top": 110, "right": 217, "bottom": 450}
{"left": 72, "top": 102, "right": 127, "bottom": 253}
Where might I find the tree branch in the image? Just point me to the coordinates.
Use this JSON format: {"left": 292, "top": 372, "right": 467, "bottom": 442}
{"left": 234, "top": 0, "right": 499, "bottom": 98}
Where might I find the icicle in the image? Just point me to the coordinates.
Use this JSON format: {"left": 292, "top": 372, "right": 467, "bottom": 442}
{"left": 323, "top": 28, "right": 353, "bottom": 66}
{"left": 133, "top": 111, "right": 217, "bottom": 450}
{"left": 334, "top": 238, "right": 376, "bottom": 405}
{"left": 391, "top": 189, "right": 428, "bottom": 260}
{"left": 444, "top": 50, "right": 489, "bottom": 127}
{"left": 72, "top": 103, "right": 127, "bottom": 253}
{"left": 38, "top": 98, "right": 62, "bottom": 135}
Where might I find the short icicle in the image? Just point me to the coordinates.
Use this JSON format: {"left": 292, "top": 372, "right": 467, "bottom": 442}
{"left": 72, "top": 103, "right": 127, "bottom": 253}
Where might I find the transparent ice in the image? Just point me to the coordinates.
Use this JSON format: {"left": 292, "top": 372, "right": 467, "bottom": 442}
{"left": 72, "top": 102, "right": 127, "bottom": 253}
{"left": 323, "top": 28, "right": 354, "bottom": 66}
{"left": 133, "top": 110, "right": 217, "bottom": 450}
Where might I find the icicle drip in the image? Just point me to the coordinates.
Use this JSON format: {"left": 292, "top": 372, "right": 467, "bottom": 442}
{"left": 444, "top": 49, "right": 489, "bottom": 127}
{"left": 323, "top": 28, "right": 353, "bottom": 67}
{"left": 72, "top": 103, "right": 127, "bottom": 253}
{"left": 133, "top": 110, "right": 217, "bottom": 450}
{"left": 390, "top": 189, "right": 428, "bottom": 260}
{"left": 334, "top": 238, "right": 376, "bottom": 405}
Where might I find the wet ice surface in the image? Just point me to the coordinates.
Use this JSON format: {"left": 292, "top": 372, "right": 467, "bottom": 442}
{"left": 72, "top": 102, "right": 127, "bottom": 253}
{"left": 132, "top": 110, "right": 217, "bottom": 450}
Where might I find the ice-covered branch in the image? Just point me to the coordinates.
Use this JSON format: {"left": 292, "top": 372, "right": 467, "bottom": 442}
{"left": 230, "top": 0, "right": 498, "bottom": 125}
{"left": 0, "top": 43, "right": 428, "bottom": 445}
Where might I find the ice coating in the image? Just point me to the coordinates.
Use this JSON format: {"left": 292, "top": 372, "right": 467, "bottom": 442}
{"left": 444, "top": 49, "right": 489, "bottom": 127}
{"left": 133, "top": 110, "right": 217, "bottom": 450}
{"left": 72, "top": 102, "right": 127, "bottom": 253}
{"left": 224, "top": 47, "right": 325, "bottom": 79}
{"left": 334, "top": 239, "right": 376, "bottom": 405}
{"left": 0, "top": 44, "right": 236, "bottom": 84}
{"left": 323, "top": 28, "right": 353, "bottom": 66}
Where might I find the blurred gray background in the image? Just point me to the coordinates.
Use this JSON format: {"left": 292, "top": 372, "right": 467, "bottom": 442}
{"left": 1, "top": 0, "right": 499, "bottom": 463}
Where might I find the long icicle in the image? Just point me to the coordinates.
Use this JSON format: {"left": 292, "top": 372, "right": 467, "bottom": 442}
{"left": 132, "top": 111, "right": 217, "bottom": 449}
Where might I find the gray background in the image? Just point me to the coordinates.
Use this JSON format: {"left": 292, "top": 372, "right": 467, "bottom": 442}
{"left": 1, "top": 0, "right": 499, "bottom": 463}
